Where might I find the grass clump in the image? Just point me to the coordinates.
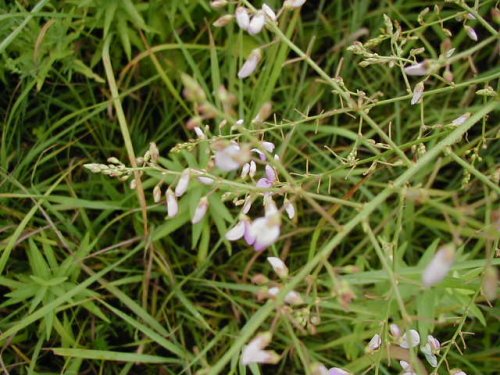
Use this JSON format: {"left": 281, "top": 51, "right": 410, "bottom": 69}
{"left": 0, "top": 0, "right": 498, "bottom": 374}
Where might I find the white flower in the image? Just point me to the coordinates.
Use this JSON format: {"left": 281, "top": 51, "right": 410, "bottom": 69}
{"left": 422, "top": 244, "right": 455, "bottom": 287}
{"left": 367, "top": 334, "right": 382, "bottom": 351}
{"left": 210, "top": 0, "right": 227, "bottom": 9}
{"left": 411, "top": 81, "right": 425, "bottom": 105}
{"left": 166, "top": 188, "right": 178, "bottom": 218}
{"left": 249, "top": 214, "right": 281, "bottom": 251}
{"left": 215, "top": 143, "right": 245, "bottom": 171}
{"left": 261, "top": 141, "right": 275, "bottom": 153}
{"left": 404, "top": 61, "right": 429, "bottom": 76}
{"left": 284, "top": 0, "right": 307, "bottom": 9}
{"left": 198, "top": 176, "right": 214, "bottom": 185}
{"left": 284, "top": 198, "right": 295, "bottom": 219}
{"left": 264, "top": 195, "right": 278, "bottom": 215}
{"left": 235, "top": 7, "right": 250, "bottom": 30}
{"left": 241, "top": 163, "right": 250, "bottom": 178}
{"left": 400, "top": 361, "right": 417, "bottom": 375}
{"left": 193, "top": 126, "right": 205, "bottom": 139}
{"left": 242, "top": 195, "right": 253, "bottom": 214}
{"left": 450, "top": 370, "right": 467, "bottom": 375}
{"left": 238, "top": 48, "right": 262, "bottom": 79}
{"left": 400, "top": 329, "right": 420, "bottom": 349}
{"left": 241, "top": 332, "right": 280, "bottom": 365}
{"left": 268, "top": 286, "right": 280, "bottom": 297}
{"left": 451, "top": 112, "right": 471, "bottom": 126}
{"left": 175, "top": 169, "right": 190, "bottom": 197}
{"left": 267, "top": 257, "right": 289, "bottom": 278}
{"left": 248, "top": 10, "right": 266, "bottom": 35}
{"left": 226, "top": 220, "right": 246, "bottom": 241}
{"left": 192, "top": 197, "right": 209, "bottom": 224}
{"left": 328, "top": 368, "right": 350, "bottom": 375}
{"left": 262, "top": 4, "right": 277, "bottom": 22}
{"left": 464, "top": 25, "right": 478, "bottom": 41}
{"left": 390, "top": 323, "right": 402, "bottom": 338}
{"left": 427, "top": 335, "right": 440, "bottom": 351}
{"left": 249, "top": 160, "right": 257, "bottom": 178}
{"left": 284, "top": 290, "right": 304, "bottom": 305}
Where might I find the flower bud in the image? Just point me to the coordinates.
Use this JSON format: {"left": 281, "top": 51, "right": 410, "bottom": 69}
{"left": 166, "top": 188, "right": 178, "bottom": 218}
{"left": 248, "top": 11, "right": 266, "bottom": 35}
{"left": 404, "top": 61, "right": 429, "bottom": 76}
{"left": 238, "top": 48, "right": 262, "bottom": 79}
{"left": 153, "top": 184, "right": 162, "bottom": 203}
{"left": 411, "top": 81, "right": 425, "bottom": 105}
{"left": 235, "top": 7, "right": 250, "bottom": 30}
{"left": 422, "top": 243, "right": 455, "bottom": 287}
{"left": 400, "top": 329, "right": 420, "bottom": 349}
{"left": 175, "top": 169, "right": 190, "bottom": 197}
{"left": 192, "top": 197, "right": 209, "bottom": 224}
{"left": 213, "top": 14, "right": 234, "bottom": 27}
{"left": 366, "top": 334, "right": 382, "bottom": 352}
{"left": 267, "top": 257, "right": 289, "bottom": 278}
{"left": 284, "top": 0, "right": 307, "bottom": 9}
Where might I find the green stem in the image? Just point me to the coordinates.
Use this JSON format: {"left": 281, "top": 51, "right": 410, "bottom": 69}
{"left": 208, "top": 102, "right": 497, "bottom": 375}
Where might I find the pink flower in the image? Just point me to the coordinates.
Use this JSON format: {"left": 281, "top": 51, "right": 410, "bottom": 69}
{"left": 238, "top": 48, "right": 262, "bottom": 79}
{"left": 248, "top": 10, "right": 266, "bottom": 35}
{"left": 241, "top": 332, "right": 280, "bottom": 365}
{"left": 400, "top": 329, "right": 420, "bottom": 349}
{"left": 249, "top": 213, "right": 281, "bottom": 251}
{"left": 215, "top": 143, "right": 247, "bottom": 172}
{"left": 192, "top": 197, "right": 209, "bottom": 224}
{"left": 422, "top": 244, "right": 455, "bottom": 287}
{"left": 267, "top": 257, "right": 289, "bottom": 278}
{"left": 404, "top": 61, "right": 429, "bottom": 76}
{"left": 284, "top": 0, "right": 307, "bottom": 9}
{"left": 225, "top": 220, "right": 246, "bottom": 241}
{"left": 367, "top": 334, "right": 382, "bottom": 351}
{"left": 175, "top": 169, "right": 190, "bottom": 197}
{"left": 166, "top": 188, "right": 178, "bottom": 218}
{"left": 235, "top": 7, "right": 250, "bottom": 30}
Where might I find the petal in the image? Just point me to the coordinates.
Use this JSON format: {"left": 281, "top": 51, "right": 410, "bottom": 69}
{"left": 248, "top": 11, "right": 265, "bottom": 35}
{"left": 166, "top": 189, "right": 178, "bottom": 218}
{"left": 175, "top": 169, "right": 191, "bottom": 197}
{"left": 422, "top": 244, "right": 455, "bottom": 287}
{"left": 226, "top": 220, "right": 246, "bottom": 241}
{"left": 235, "top": 7, "right": 250, "bottom": 30}
{"left": 192, "top": 197, "right": 209, "bottom": 224}
{"left": 267, "top": 257, "right": 288, "bottom": 278}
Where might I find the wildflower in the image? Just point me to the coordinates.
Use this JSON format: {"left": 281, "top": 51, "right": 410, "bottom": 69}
{"left": 193, "top": 126, "right": 205, "bottom": 139}
{"left": 421, "top": 335, "right": 440, "bottom": 367}
{"left": 214, "top": 143, "right": 248, "bottom": 171}
{"left": 226, "top": 220, "right": 246, "bottom": 241}
{"left": 366, "top": 334, "right": 382, "bottom": 352}
{"left": 451, "top": 112, "right": 471, "bottom": 126}
{"left": 400, "top": 360, "right": 417, "bottom": 375}
{"left": 328, "top": 368, "right": 351, "bottom": 375}
{"left": 192, "top": 197, "right": 209, "bottom": 224}
{"left": 450, "top": 370, "right": 467, "bottom": 375}
{"left": 284, "top": 0, "right": 307, "bottom": 9}
{"left": 268, "top": 286, "right": 281, "bottom": 297}
{"left": 464, "top": 25, "right": 478, "bottom": 41}
{"left": 264, "top": 194, "right": 278, "bottom": 215}
{"left": 241, "top": 163, "right": 250, "bottom": 178}
{"left": 235, "top": 7, "right": 250, "bottom": 30}
{"left": 390, "top": 323, "right": 402, "bottom": 338}
{"left": 404, "top": 61, "right": 429, "bottom": 76}
{"left": 284, "top": 290, "right": 304, "bottom": 305}
{"left": 166, "top": 188, "right": 178, "bottom": 218}
{"left": 262, "top": 4, "right": 277, "bottom": 22}
{"left": 175, "top": 169, "right": 190, "bottom": 197}
{"left": 422, "top": 244, "right": 455, "bottom": 287}
{"left": 249, "top": 213, "right": 281, "bottom": 251}
{"left": 238, "top": 48, "right": 262, "bottom": 79}
{"left": 248, "top": 10, "right": 266, "bottom": 35}
{"left": 153, "top": 184, "right": 162, "bottom": 203}
{"left": 283, "top": 198, "right": 295, "bottom": 219}
{"left": 267, "top": 257, "right": 289, "bottom": 278}
{"left": 198, "top": 176, "right": 215, "bottom": 185}
{"left": 241, "top": 332, "right": 280, "bottom": 365}
{"left": 210, "top": 0, "right": 227, "bottom": 8}
{"left": 242, "top": 195, "right": 253, "bottom": 214}
{"left": 400, "top": 329, "right": 420, "bottom": 349}
{"left": 213, "top": 14, "right": 234, "bottom": 27}
{"left": 261, "top": 141, "right": 276, "bottom": 153}
{"left": 235, "top": 118, "right": 244, "bottom": 126}
{"left": 249, "top": 160, "right": 257, "bottom": 178}
{"left": 411, "top": 81, "right": 425, "bottom": 105}
{"left": 482, "top": 266, "right": 498, "bottom": 301}
{"left": 252, "top": 148, "right": 266, "bottom": 160}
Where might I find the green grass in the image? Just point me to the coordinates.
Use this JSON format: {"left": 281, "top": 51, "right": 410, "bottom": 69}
{"left": 0, "top": 0, "right": 498, "bottom": 374}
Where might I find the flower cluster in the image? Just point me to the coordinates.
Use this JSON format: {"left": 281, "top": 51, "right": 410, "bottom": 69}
{"left": 211, "top": 1, "right": 308, "bottom": 79}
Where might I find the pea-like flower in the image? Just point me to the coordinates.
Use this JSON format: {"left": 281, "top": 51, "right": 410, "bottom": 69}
{"left": 241, "top": 332, "right": 280, "bottom": 365}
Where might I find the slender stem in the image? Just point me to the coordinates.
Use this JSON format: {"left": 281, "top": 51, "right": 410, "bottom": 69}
{"left": 208, "top": 102, "right": 497, "bottom": 374}
{"left": 102, "top": 35, "right": 149, "bottom": 236}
